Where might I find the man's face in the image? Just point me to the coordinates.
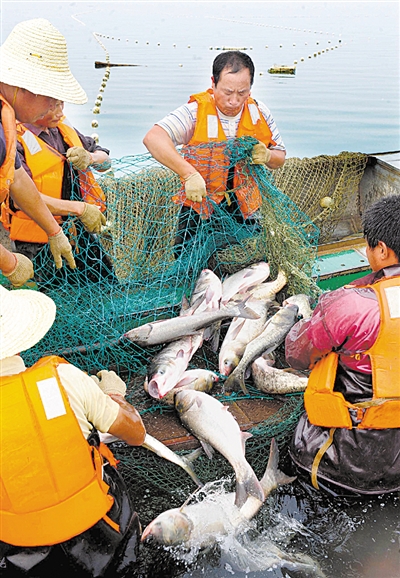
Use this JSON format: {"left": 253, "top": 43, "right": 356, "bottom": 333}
{"left": 34, "top": 101, "right": 64, "bottom": 129}
{"left": 211, "top": 67, "right": 251, "bottom": 117}
{"left": 13, "top": 88, "right": 59, "bottom": 124}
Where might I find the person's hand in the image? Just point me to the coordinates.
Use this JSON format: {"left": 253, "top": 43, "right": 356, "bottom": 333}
{"left": 66, "top": 147, "right": 93, "bottom": 170}
{"left": 184, "top": 172, "right": 207, "bottom": 203}
{"left": 3, "top": 253, "right": 34, "bottom": 287}
{"left": 251, "top": 142, "right": 272, "bottom": 165}
{"left": 48, "top": 229, "right": 76, "bottom": 269}
{"left": 91, "top": 370, "right": 127, "bottom": 397}
{"left": 78, "top": 203, "right": 106, "bottom": 234}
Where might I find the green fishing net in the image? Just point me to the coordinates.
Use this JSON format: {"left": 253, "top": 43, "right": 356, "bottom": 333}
{"left": 1, "top": 140, "right": 369, "bottom": 495}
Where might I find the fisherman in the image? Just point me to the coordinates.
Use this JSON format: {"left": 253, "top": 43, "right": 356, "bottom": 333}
{"left": 8, "top": 100, "right": 116, "bottom": 284}
{"left": 143, "top": 50, "right": 286, "bottom": 256}
{"left": 0, "top": 284, "right": 146, "bottom": 576}
{"left": 285, "top": 194, "right": 400, "bottom": 496}
{"left": 0, "top": 18, "right": 106, "bottom": 286}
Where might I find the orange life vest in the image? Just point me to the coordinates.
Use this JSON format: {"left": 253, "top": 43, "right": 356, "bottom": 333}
{"left": 171, "top": 90, "right": 276, "bottom": 219}
{"left": 304, "top": 276, "right": 400, "bottom": 429}
{"left": 0, "top": 95, "right": 16, "bottom": 200}
{"left": 1, "top": 118, "right": 106, "bottom": 243}
{"left": 0, "top": 356, "right": 117, "bottom": 547}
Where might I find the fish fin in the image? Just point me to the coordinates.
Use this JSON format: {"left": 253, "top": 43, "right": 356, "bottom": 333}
{"left": 229, "top": 319, "right": 247, "bottom": 340}
{"left": 180, "top": 294, "right": 191, "bottom": 315}
{"left": 176, "top": 375, "right": 198, "bottom": 387}
{"left": 260, "top": 439, "right": 297, "bottom": 493}
{"left": 185, "top": 447, "right": 204, "bottom": 463}
{"left": 188, "top": 293, "right": 207, "bottom": 314}
{"left": 143, "top": 375, "right": 149, "bottom": 393}
{"left": 203, "top": 321, "right": 221, "bottom": 351}
{"left": 234, "top": 472, "right": 264, "bottom": 508}
{"left": 200, "top": 441, "right": 214, "bottom": 460}
{"left": 240, "top": 431, "right": 253, "bottom": 453}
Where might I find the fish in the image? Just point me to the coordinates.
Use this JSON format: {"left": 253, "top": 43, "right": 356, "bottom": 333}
{"left": 123, "top": 298, "right": 260, "bottom": 347}
{"left": 251, "top": 356, "right": 308, "bottom": 394}
{"left": 175, "top": 389, "right": 264, "bottom": 508}
{"left": 224, "top": 303, "right": 299, "bottom": 395}
{"left": 145, "top": 333, "right": 203, "bottom": 399}
{"left": 160, "top": 369, "right": 219, "bottom": 406}
{"left": 99, "top": 431, "right": 204, "bottom": 488}
{"left": 142, "top": 433, "right": 204, "bottom": 488}
{"left": 221, "top": 262, "right": 271, "bottom": 305}
{"left": 187, "top": 268, "right": 222, "bottom": 314}
{"left": 219, "top": 297, "right": 273, "bottom": 376}
{"left": 283, "top": 293, "right": 313, "bottom": 319}
{"left": 247, "top": 269, "right": 288, "bottom": 301}
{"left": 141, "top": 438, "right": 296, "bottom": 548}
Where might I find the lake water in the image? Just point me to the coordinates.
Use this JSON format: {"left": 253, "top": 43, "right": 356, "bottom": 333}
{"left": 2, "top": 1, "right": 399, "bottom": 160}
{"left": 2, "top": 3, "right": 400, "bottom": 578}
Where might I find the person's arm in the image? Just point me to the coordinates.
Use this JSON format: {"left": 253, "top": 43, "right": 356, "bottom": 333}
{"left": 107, "top": 394, "right": 146, "bottom": 446}
{"left": 0, "top": 243, "right": 19, "bottom": 274}
{"left": 143, "top": 125, "right": 196, "bottom": 179}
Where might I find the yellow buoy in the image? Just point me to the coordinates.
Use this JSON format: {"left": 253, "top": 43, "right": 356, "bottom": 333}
{"left": 320, "top": 196, "right": 334, "bottom": 209}
{"left": 91, "top": 120, "right": 99, "bottom": 128}
{"left": 91, "top": 133, "right": 99, "bottom": 143}
{"left": 93, "top": 106, "right": 100, "bottom": 114}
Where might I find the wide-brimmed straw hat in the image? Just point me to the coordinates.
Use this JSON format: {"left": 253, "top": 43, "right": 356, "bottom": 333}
{"left": 0, "top": 18, "right": 87, "bottom": 105}
{"left": 0, "top": 285, "right": 56, "bottom": 360}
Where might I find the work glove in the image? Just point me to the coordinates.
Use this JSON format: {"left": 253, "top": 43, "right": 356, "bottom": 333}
{"left": 184, "top": 172, "right": 207, "bottom": 203}
{"left": 78, "top": 203, "right": 106, "bottom": 234}
{"left": 251, "top": 141, "right": 272, "bottom": 165}
{"left": 48, "top": 229, "right": 76, "bottom": 269}
{"left": 66, "top": 146, "right": 93, "bottom": 171}
{"left": 91, "top": 370, "right": 127, "bottom": 397}
{"left": 3, "top": 253, "right": 34, "bottom": 287}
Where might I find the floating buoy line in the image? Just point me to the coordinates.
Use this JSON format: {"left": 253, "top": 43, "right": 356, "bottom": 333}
{"left": 90, "top": 32, "right": 112, "bottom": 142}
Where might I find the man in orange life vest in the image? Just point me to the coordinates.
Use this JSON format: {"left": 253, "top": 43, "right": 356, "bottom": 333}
{"left": 285, "top": 195, "right": 400, "bottom": 497}
{"left": 143, "top": 51, "right": 286, "bottom": 256}
{"left": 8, "top": 101, "right": 116, "bottom": 285}
{"left": 0, "top": 19, "right": 106, "bottom": 287}
{"left": 0, "top": 284, "right": 146, "bottom": 576}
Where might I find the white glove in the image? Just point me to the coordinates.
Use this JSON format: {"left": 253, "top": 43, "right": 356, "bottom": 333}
{"left": 3, "top": 253, "right": 34, "bottom": 287}
{"left": 91, "top": 370, "right": 127, "bottom": 397}
{"left": 66, "top": 147, "right": 93, "bottom": 170}
{"left": 184, "top": 172, "right": 207, "bottom": 203}
{"left": 48, "top": 229, "right": 76, "bottom": 269}
{"left": 78, "top": 203, "right": 106, "bottom": 234}
{"left": 251, "top": 142, "right": 272, "bottom": 165}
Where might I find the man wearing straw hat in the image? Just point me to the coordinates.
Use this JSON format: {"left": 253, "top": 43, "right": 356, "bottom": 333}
{"left": 0, "top": 284, "right": 146, "bottom": 575}
{"left": 0, "top": 18, "right": 106, "bottom": 287}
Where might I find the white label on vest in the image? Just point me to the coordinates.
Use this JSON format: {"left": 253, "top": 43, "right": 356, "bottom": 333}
{"left": 207, "top": 115, "right": 219, "bottom": 139}
{"left": 21, "top": 130, "right": 42, "bottom": 155}
{"left": 385, "top": 286, "right": 400, "bottom": 318}
{"left": 248, "top": 103, "right": 260, "bottom": 125}
{"left": 37, "top": 377, "right": 67, "bottom": 420}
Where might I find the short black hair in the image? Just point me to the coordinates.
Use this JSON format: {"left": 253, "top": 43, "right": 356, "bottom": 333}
{"left": 212, "top": 51, "right": 255, "bottom": 87}
{"left": 363, "top": 194, "right": 400, "bottom": 260}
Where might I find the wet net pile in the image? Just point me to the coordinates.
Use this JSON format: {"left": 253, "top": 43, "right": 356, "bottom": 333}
{"left": 4, "top": 140, "right": 368, "bottom": 495}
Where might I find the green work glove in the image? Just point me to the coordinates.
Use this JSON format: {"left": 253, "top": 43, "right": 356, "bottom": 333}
{"left": 48, "top": 229, "right": 76, "bottom": 269}
{"left": 66, "top": 146, "right": 93, "bottom": 171}
{"left": 91, "top": 370, "right": 127, "bottom": 397}
{"left": 251, "top": 141, "right": 272, "bottom": 165}
{"left": 3, "top": 253, "right": 34, "bottom": 287}
{"left": 79, "top": 203, "right": 106, "bottom": 234}
{"left": 184, "top": 172, "right": 207, "bottom": 203}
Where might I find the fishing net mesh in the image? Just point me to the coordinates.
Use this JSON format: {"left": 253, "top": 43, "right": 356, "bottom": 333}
{"left": 1, "top": 139, "right": 368, "bottom": 495}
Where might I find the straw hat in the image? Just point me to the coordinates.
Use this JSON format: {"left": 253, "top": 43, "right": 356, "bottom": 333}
{"left": 0, "top": 285, "right": 56, "bottom": 360}
{"left": 0, "top": 18, "right": 87, "bottom": 105}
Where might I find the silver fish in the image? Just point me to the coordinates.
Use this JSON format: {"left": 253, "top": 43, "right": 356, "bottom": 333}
{"left": 248, "top": 269, "right": 288, "bottom": 301}
{"left": 142, "top": 433, "right": 204, "bottom": 488}
{"left": 160, "top": 369, "right": 219, "bottom": 406}
{"left": 224, "top": 304, "right": 299, "bottom": 395}
{"left": 251, "top": 357, "right": 308, "bottom": 394}
{"left": 124, "top": 298, "right": 260, "bottom": 347}
{"left": 175, "top": 389, "right": 264, "bottom": 508}
{"left": 141, "top": 438, "right": 295, "bottom": 548}
{"left": 221, "top": 262, "right": 271, "bottom": 305}
{"left": 283, "top": 293, "right": 313, "bottom": 320}
{"left": 219, "top": 298, "right": 272, "bottom": 376}
{"left": 188, "top": 268, "right": 222, "bottom": 314}
{"left": 145, "top": 333, "right": 203, "bottom": 399}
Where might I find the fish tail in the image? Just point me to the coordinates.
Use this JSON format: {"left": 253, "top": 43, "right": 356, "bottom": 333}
{"left": 260, "top": 438, "right": 297, "bottom": 494}
{"left": 181, "top": 460, "right": 204, "bottom": 488}
{"left": 234, "top": 471, "right": 264, "bottom": 508}
{"left": 224, "top": 371, "right": 249, "bottom": 395}
{"left": 235, "top": 299, "right": 261, "bottom": 320}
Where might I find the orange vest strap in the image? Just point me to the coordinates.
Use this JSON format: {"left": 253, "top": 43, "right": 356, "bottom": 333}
{"left": 0, "top": 95, "right": 16, "bottom": 198}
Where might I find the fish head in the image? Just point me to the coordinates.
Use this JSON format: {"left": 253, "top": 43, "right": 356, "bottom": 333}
{"left": 141, "top": 508, "right": 193, "bottom": 546}
{"left": 283, "top": 294, "right": 313, "bottom": 319}
{"left": 219, "top": 353, "right": 240, "bottom": 376}
{"left": 123, "top": 325, "right": 151, "bottom": 343}
{"left": 147, "top": 366, "right": 179, "bottom": 399}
